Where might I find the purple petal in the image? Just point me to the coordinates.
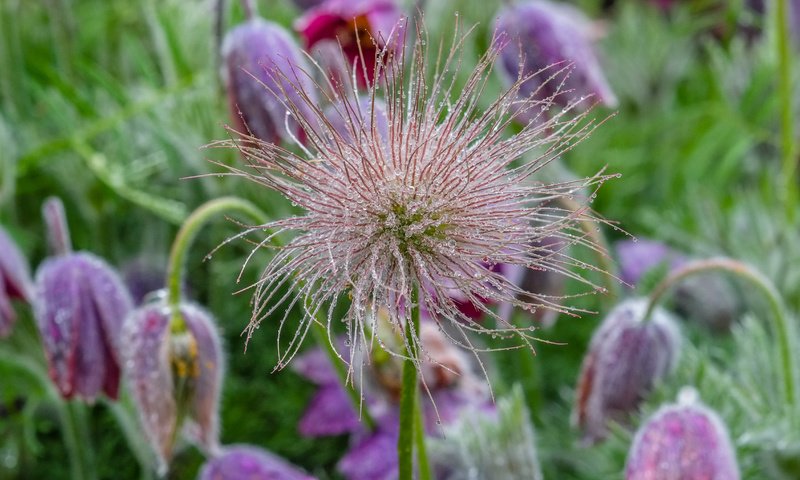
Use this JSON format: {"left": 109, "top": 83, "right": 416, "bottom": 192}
{"left": 615, "top": 239, "right": 686, "bottom": 286}
{"left": 299, "top": 384, "right": 361, "bottom": 437}
{"left": 291, "top": 347, "right": 339, "bottom": 385}
{"left": 199, "top": 445, "right": 316, "bottom": 480}
{"left": 0, "top": 227, "right": 32, "bottom": 337}
{"left": 337, "top": 428, "right": 398, "bottom": 480}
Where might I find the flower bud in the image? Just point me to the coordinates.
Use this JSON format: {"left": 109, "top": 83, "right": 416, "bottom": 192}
{"left": 574, "top": 298, "right": 680, "bottom": 443}
{"left": 494, "top": 0, "right": 616, "bottom": 122}
{"left": 221, "top": 18, "right": 317, "bottom": 145}
{"left": 122, "top": 301, "right": 223, "bottom": 473}
{"left": 33, "top": 253, "right": 133, "bottom": 401}
{"left": 199, "top": 445, "right": 315, "bottom": 480}
{"left": 295, "top": 0, "right": 404, "bottom": 86}
{"left": 0, "top": 227, "right": 33, "bottom": 338}
{"left": 626, "top": 389, "right": 740, "bottom": 480}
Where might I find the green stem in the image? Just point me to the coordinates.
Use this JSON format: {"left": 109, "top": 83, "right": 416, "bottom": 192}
{"left": 398, "top": 287, "right": 426, "bottom": 480}
{"left": 310, "top": 320, "right": 376, "bottom": 430}
{"left": 414, "top": 394, "right": 431, "bottom": 480}
{"left": 58, "top": 401, "right": 97, "bottom": 480}
{"left": 777, "top": 0, "right": 797, "bottom": 222}
{"left": 105, "top": 399, "right": 155, "bottom": 480}
{"left": 643, "top": 258, "right": 796, "bottom": 406}
{"left": 165, "top": 196, "right": 268, "bottom": 330}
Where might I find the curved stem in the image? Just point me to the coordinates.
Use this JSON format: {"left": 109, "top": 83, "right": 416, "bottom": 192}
{"left": 165, "top": 196, "right": 268, "bottom": 330}
{"left": 643, "top": 258, "right": 796, "bottom": 406}
{"left": 777, "top": 0, "right": 796, "bottom": 222}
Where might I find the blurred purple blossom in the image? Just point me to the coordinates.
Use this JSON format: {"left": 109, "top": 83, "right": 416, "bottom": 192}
{"left": 626, "top": 389, "right": 739, "bottom": 480}
{"left": 34, "top": 247, "right": 132, "bottom": 401}
{"left": 574, "top": 298, "right": 681, "bottom": 443}
{"left": 221, "top": 17, "right": 317, "bottom": 145}
{"left": 122, "top": 301, "right": 223, "bottom": 473}
{"left": 494, "top": 0, "right": 617, "bottom": 124}
{"left": 120, "top": 256, "right": 167, "bottom": 305}
{"left": 199, "top": 445, "right": 315, "bottom": 480}
{"left": 0, "top": 226, "right": 33, "bottom": 338}
{"left": 615, "top": 239, "right": 686, "bottom": 286}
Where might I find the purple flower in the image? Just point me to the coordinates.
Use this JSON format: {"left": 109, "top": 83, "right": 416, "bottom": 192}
{"left": 0, "top": 227, "right": 33, "bottom": 338}
{"left": 221, "top": 17, "right": 317, "bottom": 145}
{"left": 295, "top": 0, "right": 404, "bottom": 86}
{"left": 615, "top": 239, "right": 686, "bottom": 286}
{"left": 122, "top": 301, "right": 223, "bottom": 473}
{"left": 626, "top": 389, "right": 740, "bottom": 480}
{"left": 494, "top": 0, "right": 616, "bottom": 123}
{"left": 120, "top": 256, "right": 167, "bottom": 305}
{"left": 199, "top": 445, "right": 315, "bottom": 480}
{"left": 574, "top": 298, "right": 681, "bottom": 443}
{"left": 34, "top": 252, "right": 132, "bottom": 402}
{"left": 323, "top": 96, "right": 389, "bottom": 144}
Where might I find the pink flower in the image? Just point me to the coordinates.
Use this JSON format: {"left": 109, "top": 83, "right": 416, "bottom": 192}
{"left": 295, "top": 0, "right": 404, "bottom": 86}
{"left": 216, "top": 23, "right": 611, "bottom": 373}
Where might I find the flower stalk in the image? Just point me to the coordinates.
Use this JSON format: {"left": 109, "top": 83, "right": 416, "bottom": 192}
{"left": 776, "top": 0, "right": 796, "bottom": 222}
{"left": 642, "top": 258, "right": 796, "bottom": 406}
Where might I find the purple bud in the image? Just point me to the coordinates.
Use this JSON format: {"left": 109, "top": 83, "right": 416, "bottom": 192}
{"left": 494, "top": 0, "right": 617, "bottom": 121}
{"left": 615, "top": 239, "right": 686, "bottom": 286}
{"left": 199, "top": 445, "right": 315, "bottom": 480}
{"left": 33, "top": 253, "right": 133, "bottom": 401}
{"left": 122, "top": 301, "right": 223, "bottom": 473}
{"left": 626, "top": 389, "right": 739, "bottom": 480}
{"left": 221, "top": 18, "right": 317, "bottom": 145}
{"left": 296, "top": 0, "right": 404, "bottom": 86}
{"left": 0, "top": 227, "right": 33, "bottom": 338}
{"left": 574, "top": 298, "right": 681, "bottom": 443}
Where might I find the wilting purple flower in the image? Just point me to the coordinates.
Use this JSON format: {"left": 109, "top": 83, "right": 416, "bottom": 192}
{"left": 574, "top": 298, "right": 681, "bottom": 443}
{"left": 616, "top": 239, "right": 741, "bottom": 332}
{"left": 494, "top": 0, "right": 617, "bottom": 123}
{"left": 0, "top": 227, "right": 33, "bottom": 338}
{"left": 122, "top": 301, "right": 223, "bottom": 473}
{"left": 221, "top": 17, "right": 317, "bottom": 145}
{"left": 217, "top": 26, "right": 610, "bottom": 370}
{"left": 199, "top": 445, "right": 315, "bottom": 480}
{"left": 626, "top": 389, "right": 740, "bottom": 480}
{"left": 34, "top": 254, "right": 132, "bottom": 401}
{"left": 295, "top": 0, "right": 404, "bottom": 86}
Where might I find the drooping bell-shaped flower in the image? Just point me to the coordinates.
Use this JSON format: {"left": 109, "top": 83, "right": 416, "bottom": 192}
{"left": 33, "top": 198, "right": 133, "bottom": 401}
{"left": 221, "top": 16, "right": 317, "bottom": 145}
{"left": 574, "top": 298, "right": 681, "bottom": 443}
{"left": 122, "top": 300, "right": 223, "bottom": 473}
{"left": 616, "top": 239, "right": 741, "bottom": 332}
{"left": 626, "top": 388, "right": 740, "bottom": 480}
{"left": 295, "top": 0, "right": 404, "bottom": 86}
{"left": 494, "top": 0, "right": 617, "bottom": 123}
{"left": 0, "top": 226, "right": 33, "bottom": 338}
{"left": 199, "top": 445, "right": 315, "bottom": 480}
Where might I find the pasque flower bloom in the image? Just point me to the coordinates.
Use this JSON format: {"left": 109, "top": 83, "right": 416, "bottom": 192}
{"left": 626, "top": 389, "right": 740, "bottom": 480}
{"left": 33, "top": 198, "right": 133, "bottom": 401}
{"left": 216, "top": 23, "right": 610, "bottom": 373}
{"left": 199, "top": 445, "right": 315, "bottom": 480}
{"left": 122, "top": 300, "right": 223, "bottom": 473}
{"left": 574, "top": 298, "right": 681, "bottom": 442}
{"left": 0, "top": 226, "right": 33, "bottom": 338}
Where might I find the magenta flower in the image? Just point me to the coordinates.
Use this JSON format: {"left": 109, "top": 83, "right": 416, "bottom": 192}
{"left": 122, "top": 301, "right": 223, "bottom": 473}
{"left": 574, "top": 298, "right": 681, "bottom": 443}
{"left": 199, "top": 445, "right": 315, "bottom": 480}
{"left": 217, "top": 27, "right": 610, "bottom": 371}
{"left": 295, "top": 0, "right": 404, "bottom": 85}
{"left": 494, "top": 0, "right": 617, "bottom": 123}
{"left": 222, "top": 17, "right": 317, "bottom": 145}
{"left": 626, "top": 389, "right": 740, "bottom": 480}
{"left": 0, "top": 226, "right": 33, "bottom": 338}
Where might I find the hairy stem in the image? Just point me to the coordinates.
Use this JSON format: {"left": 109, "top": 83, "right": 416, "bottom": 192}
{"left": 58, "top": 401, "right": 97, "bottom": 480}
{"left": 42, "top": 196, "right": 72, "bottom": 256}
{"left": 398, "top": 287, "right": 423, "bottom": 480}
{"left": 643, "top": 258, "right": 796, "bottom": 406}
{"left": 414, "top": 394, "right": 432, "bottom": 480}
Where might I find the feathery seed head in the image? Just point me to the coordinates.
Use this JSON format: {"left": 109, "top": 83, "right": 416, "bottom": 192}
{"left": 214, "top": 18, "right": 614, "bottom": 376}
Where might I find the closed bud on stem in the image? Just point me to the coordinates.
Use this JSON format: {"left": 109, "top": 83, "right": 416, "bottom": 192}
{"left": 122, "top": 301, "right": 223, "bottom": 474}
{"left": 199, "top": 445, "right": 315, "bottom": 480}
{"left": 574, "top": 298, "right": 681, "bottom": 443}
{"left": 221, "top": 17, "right": 317, "bottom": 146}
{"left": 626, "top": 388, "right": 740, "bottom": 480}
{"left": 34, "top": 198, "right": 133, "bottom": 401}
{"left": 0, "top": 226, "right": 33, "bottom": 338}
{"left": 494, "top": 0, "right": 617, "bottom": 123}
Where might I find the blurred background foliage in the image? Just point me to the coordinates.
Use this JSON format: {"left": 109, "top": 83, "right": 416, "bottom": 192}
{"left": 1, "top": 0, "right": 799, "bottom": 478}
